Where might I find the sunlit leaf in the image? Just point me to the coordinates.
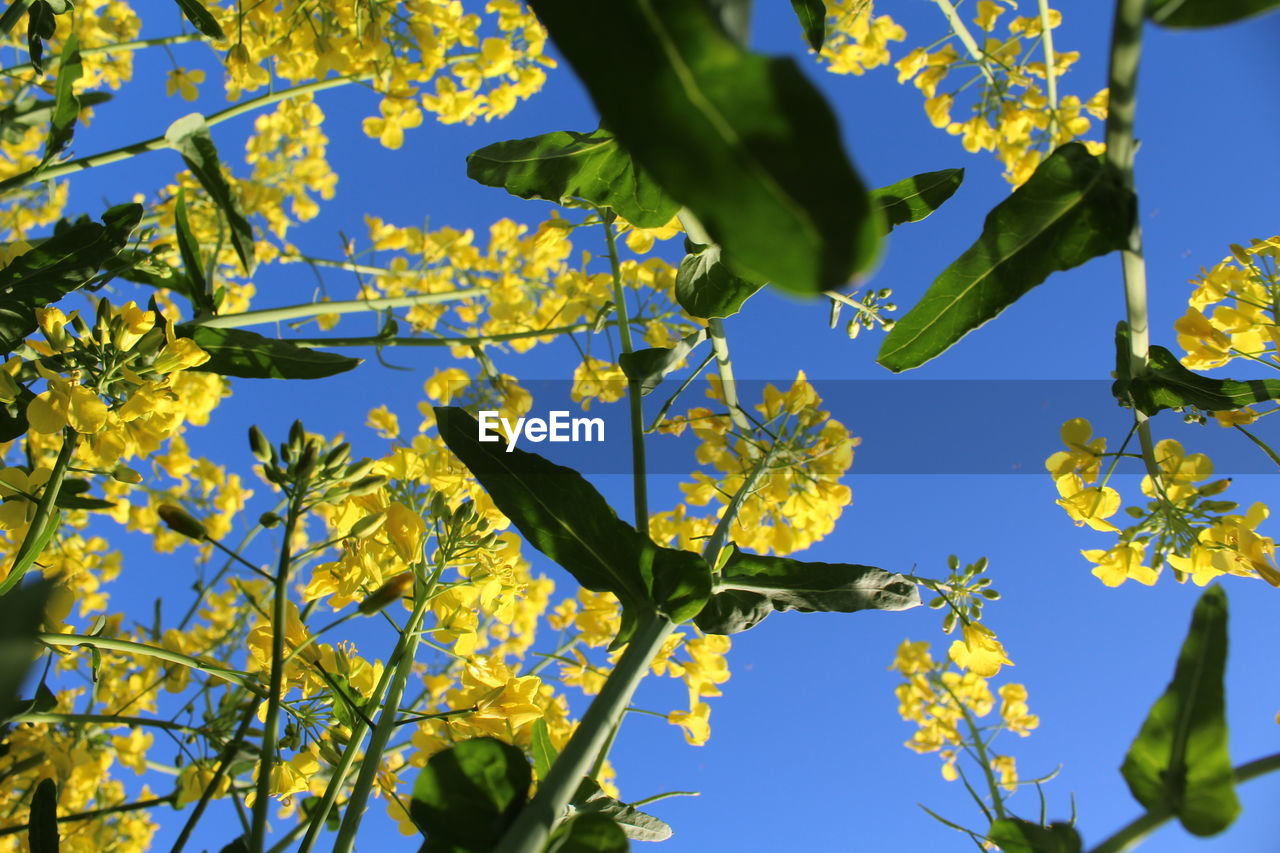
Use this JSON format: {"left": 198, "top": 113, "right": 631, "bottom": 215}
{"left": 1148, "top": 0, "right": 1279, "bottom": 27}
{"left": 165, "top": 113, "right": 255, "bottom": 274}
{"left": 871, "top": 168, "right": 964, "bottom": 232}
{"left": 179, "top": 326, "right": 362, "bottom": 380}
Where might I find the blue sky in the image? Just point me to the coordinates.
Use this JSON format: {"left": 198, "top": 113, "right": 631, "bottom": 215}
{"left": 49, "top": 1, "right": 1280, "bottom": 851}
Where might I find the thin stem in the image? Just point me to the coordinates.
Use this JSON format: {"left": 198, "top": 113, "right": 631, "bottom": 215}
{"left": 1037, "top": 0, "right": 1059, "bottom": 138}
{"left": 170, "top": 700, "right": 262, "bottom": 853}
{"left": 195, "top": 291, "right": 483, "bottom": 329}
{"left": 0, "top": 34, "right": 204, "bottom": 78}
{"left": 703, "top": 440, "right": 777, "bottom": 573}
{"left": 931, "top": 0, "right": 999, "bottom": 86}
{"left": 286, "top": 322, "right": 595, "bottom": 349}
{"left": 249, "top": 496, "right": 304, "bottom": 853}
{"left": 707, "top": 319, "right": 751, "bottom": 433}
{"left": 603, "top": 216, "right": 649, "bottom": 532}
{"left": 0, "top": 75, "right": 368, "bottom": 195}
{"left": 329, "top": 590, "right": 430, "bottom": 853}
{"left": 1088, "top": 752, "right": 1280, "bottom": 853}
{"left": 36, "top": 633, "right": 265, "bottom": 696}
{"left": 1104, "top": 0, "right": 1164, "bottom": 492}
{"left": 12, "top": 712, "right": 213, "bottom": 738}
{"left": 0, "top": 431, "right": 77, "bottom": 596}
{"left": 0, "top": 793, "right": 177, "bottom": 837}
{"left": 494, "top": 613, "right": 676, "bottom": 853}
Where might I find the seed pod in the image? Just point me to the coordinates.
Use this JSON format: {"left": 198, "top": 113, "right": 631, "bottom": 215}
{"left": 248, "top": 426, "right": 271, "bottom": 462}
{"left": 158, "top": 505, "right": 207, "bottom": 541}
{"left": 347, "top": 512, "right": 386, "bottom": 539}
{"left": 358, "top": 572, "right": 415, "bottom": 614}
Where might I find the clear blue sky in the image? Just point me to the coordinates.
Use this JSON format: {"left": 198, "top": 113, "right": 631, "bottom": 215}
{"left": 55, "top": 2, "right": 1280, "bottom": 851}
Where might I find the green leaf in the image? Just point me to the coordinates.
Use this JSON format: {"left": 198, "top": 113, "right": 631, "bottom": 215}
{"left": 28, "top": 777, "right": 58, "bottom": 853}
{"left": 878, "top": 143, "right": 1131, "bottom": 372}
{"left": 1121, "top": 347, "right": 1280, "bottom": 418}
{"left": 173, "top": 0, "right": 226, "bottom": 39}
{"left": 871, "top": 168, "right": 964, "bottom": 233}
{"left": 0, "top": 203, "right": 143, "bottom": 357}
{"left": 0, "top": 386, "right": 34, "bottom": 442}
{"left": 164, "top": 113, "right": 255, "bottom": 274}
{"left": 173, "top": 189, "right": 216, "bottom": 316}
{"left": 674, "top": 243, "right": 765, "bottom": 320}
{"left": 178, "top": 325, "right": 362, "bottom": 380}
{"left": 694, "top": 550, "right": 920, "bottom": 634}
{"left": 530, "top": 718, "right": 557, "bottom": 781}
{"left": 467, "top": 128, "right": 678, "bottom": 229}
{"left": 1148, "top": 0, "right": 1279, "bottom": 27}
{"left": 434, "top": 407, "right": 711, "bottom": 647}
{"left": 42, "top": 32, "right": 80, "bottom": 163}
{"left": 526, "top": 0, "right": 879, "bottom": 294}
{"left": 789, "top": 0, "right": 826, "bottom": 50}
{"left": 570, "top": 779, "right": 671, "bottom": 843}
{"left": 409, "top": 737, "right": 531, "bottom": 853}
{"left": 104, "top": 247, "right": 200, "bottom": 304}
{"left": 618, "top": 328, "right": 708, "bottom": 395}
{"left": 1121, "top": 585, "right": 1239, "bottom": 836}
{"left": 214, "top": 837, "right": 248, "bottom": 853}
{"left": 0, "top": 578, "right": 54, "bottom": 721}
{"left": 986, "top": 818, "right": 1081, "bottom": 853}
{"left": 25, "top": 0, "right": 54, "bottom": 73}
{"left": 544, "top": 813, "right": 629, "bottom": 853}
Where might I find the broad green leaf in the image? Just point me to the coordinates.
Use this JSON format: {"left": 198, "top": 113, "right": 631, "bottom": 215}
{"left": 467, "top": 128, "right": 678, "bottom": 229}
{"left": 173, "top": 189, "right": 216, "bottom": 316}
{"left": 674, "top": 243, "right": 764, "bottom": 320}
{"left": 42, "top": 32, "right": 80, "bottom": 163}
{"left": 179, "top": 326, "right": 362, "bottom": 380}
{"left": 29, "top": 777, "right": 58, "bottom": 853}
{"left": 164, "top": 113, "right": 255, "bottom": 274}
{"left": 0, "top": 578, "right": 54, "bottom": 721}
{"left": 570, "top": 779, "right": 671, "bottom": 843}
{"left": 544, "top": 813, "right": 629, "bottom": 853}
{"left": 789, "top": 0, "right": 826, "bottom": 50}
{"left": 0, "top": 387, "right": 34, "bottom": 442}
{"left": 618, "top": 328, "right": 708, "bottom": 395}
{"left": 1119, "top": 347, "right": 1280, "bottom": 417}
{"left": 409, "top": 737, "right": 530, "bottom": 853}
{"left": 25, "top": 0, "right": 54, "bottom": 73}
{"left": 526, "top": 0, "right": 879, "bottom": 294}
{"left": 987, "top": 818, "right": 1081, "bottom": 853}
{"left": 530, "top": 718, "right": 557, "bottom": 781}
{"left": 173, "top": 0, "right": 226, "bottom": 39}
{"left": 871, "top": 168, "right": 964, "bottom": 233}
{"left": 435, "top": 407, "right": 711, "bottom": 646}
{"left": 0, "top": 203, "right": 142, "bottom": 357}
{"left": 1121, "top": 585, "right": 1239, "bottom": 836}
{"left": 694, "top": 550, "right": 920, "bottom": 634}
{"left": 878, "top": 143, "right": 1131, "bottom": 372}
{"left": 1149, "top": 0, "right": 1279, "bottom": 27}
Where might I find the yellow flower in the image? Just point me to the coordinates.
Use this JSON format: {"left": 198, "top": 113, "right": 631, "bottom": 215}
{"left": 166, "top": 68, "right": 206, "bottom": 102}
{"left": 1046, "top": 417, "right": 1106, "bottom": 481}
{"left": 1054, "top": 474, "right": 1121, "bottom": 532}
{"left": 948, "top": 622, "right": 1012, "bottom": 678}
{"left": 668, "top": 701, "right": 712, "bottom": 746}
{"left": 1081, "top": 542, "right": 1157, "bottom": 587}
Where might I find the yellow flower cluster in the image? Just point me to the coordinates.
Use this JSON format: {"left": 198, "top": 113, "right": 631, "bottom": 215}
{"left": 672, "top": 373, "right": 855, "bottom": 556}
{"left": 891, "top": 639, "right": 1037, "bottom": 790}
{"left": 1175, "top": 236, "right": 1280, "bottom": 374}
{"left": 1048, "top": 418, "right": 1280, "bottom": 588}
{"left": 821, "top": 1, "right": 1107, "bottom": 185}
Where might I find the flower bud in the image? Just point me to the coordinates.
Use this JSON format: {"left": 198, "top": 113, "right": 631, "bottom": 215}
{"left": 358, "top": 572, "right": 415, "bottom": 614}
{"left": 158, "top": 505, "right": 207, "bottom": 541}
{"left": 259, "top": 512, "right": 282, "bottom": 528}
{"left": 248, "top": 425, "right": 271, "bottom": 463}
{"left": 347, "top": 512, "right": 386, "bottom": 539}
{"left": 347, "top": 475, "right": 387, "bottom": 496}
{"left": 111, "top": 465, "right": 144, "bottom": 484}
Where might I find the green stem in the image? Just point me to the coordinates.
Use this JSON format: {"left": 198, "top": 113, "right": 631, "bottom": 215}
{"left": 36, "top": 633, "right": 264, "bottom": 696}
{"left": 295, "top": 648, "right": 401, "bottom": 853}
{"left": 603, "top": 216, "right": 649, "bottom": 532}
{"left": 1087, "top": 752, "right": 1280, "bottom": 853}
{"left": 195, "top": 291, "right": 483, "bottom": 329}
{"left": 0, "top": 792, "right": 177, "bottom": 837}
{"left": 0, "top": 33, "right": 204, "bottom": 78}
{"left": 12, "top": 711, "right": 214, "bottom": 738}
{"left": 287, "top": 322, "right": 596, "bottom": 349}
{"left": 329, "top": 591, "right": 430, "bottom": 853}
{"left": 171, "top": 700, "right": 262, "bottom": 853}
{"left": 706, "top": 318, "right": 751, "bottom": 434}
{"left": 0, "top": 430, "right": 76, "bottom": 596}
{"left": 1104, "top": 0, "right": 1164, "bottom": 493}
{"left": 494, "top": 614, "right": 676, "bottom": 853}
{"left": 931, "top": 0, "right": 998, "bottom": 86}
{"left": 249, "top": 497, "right": 303, "bottom": 853}
{"left": 0, "top": 75, "right": 368, "bottom": 195}
{"left": 1037, "top": 0, "right": 1059, "bottom": 137}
